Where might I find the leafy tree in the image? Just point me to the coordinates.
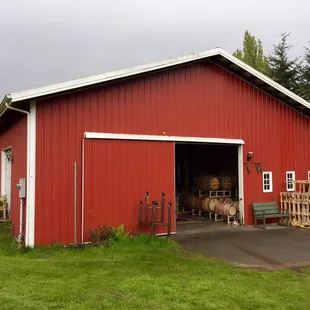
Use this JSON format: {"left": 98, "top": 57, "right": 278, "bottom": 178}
{"left": 299, "top": 43, "right": 310, "bottom": 101}
{"left": 233, "top": 30, "right": 270, "bottom": 76}
{"left": 268, "top": 33, "right": 301, "bottom": 93}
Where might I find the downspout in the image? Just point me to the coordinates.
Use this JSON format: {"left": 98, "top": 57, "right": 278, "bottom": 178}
{"left": 81, "top": 137, "right": 85, "bottom": 242}
{"left": 5, "top": 102, "right": 30, "bottom": 245}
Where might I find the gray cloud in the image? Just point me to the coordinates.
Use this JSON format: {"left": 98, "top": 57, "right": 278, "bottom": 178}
{"left": 0, "top": 0, "right": 309, "bottom": 95}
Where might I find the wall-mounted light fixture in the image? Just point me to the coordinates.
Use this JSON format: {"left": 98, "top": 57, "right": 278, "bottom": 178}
{"left": 247, "top": 152, "right": 253, "bottom": 161}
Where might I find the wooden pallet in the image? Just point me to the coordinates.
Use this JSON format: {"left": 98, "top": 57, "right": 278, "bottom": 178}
{"left": 214, "top": 213, "right": 236, "bottom": 224}
{"left": 209, "top": 190, "right": 231, "bottom": 198}
{"left": 191, "top": 208, "right": 202, "bottom": 218}
{"left": 198, "top": 190, "right": 208, "bottom": 197}
{"left": 197, "top": 190, "right": 233, "bottom": 197}
{"left": 280, "top": 182, "right": 310, "bottom": 227}
{"left": 214, "top": 213, "right": 224, "bottom": 222}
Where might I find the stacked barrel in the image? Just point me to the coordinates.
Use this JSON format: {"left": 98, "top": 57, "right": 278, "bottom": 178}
{"left": 186, "top": 195, "right": 220, "bottom": 213}
{"left": 198, "top": 175, "right": 221, "bottom": 191}
{"left": 186, "top": 174, "right": 239, "bottom": 221}
{"left": 214, "top": 201, "right": 238, "bottom": 217}
{"left": 186, "top": 194, "right": 239, "bottom": 217}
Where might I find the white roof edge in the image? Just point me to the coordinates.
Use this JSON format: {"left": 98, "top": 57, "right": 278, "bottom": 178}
{"left": 9, "top": 48, "right": 222, "bottom": 103}
{"left": 3, "top": 47, "right": 310, "bottom": 111}
{"left": 84, "top": 132, "right": 245, "bottom": 144}
{"left": 218, "top": 49, "right": 310, "bottom": 110}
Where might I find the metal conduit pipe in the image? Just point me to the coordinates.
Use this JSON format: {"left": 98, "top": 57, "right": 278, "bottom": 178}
{"left": 81, "top": 138, "right": 85, "bottom": 242}
{"left": 5, "top": 102, "right": 30, "bottom": 245}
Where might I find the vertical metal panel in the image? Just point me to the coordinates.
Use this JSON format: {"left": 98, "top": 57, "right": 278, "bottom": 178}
{"left": 35, "top": 61, "right": 310, "bottom": 245}
{"left": 83, "top": 139, "right": 175, "bottom": 238}
{"left": 35, "top": 98, "right": 81, "bottom": 245}
{"left": 0, "top": 114, "right": 27, "bottom": 236}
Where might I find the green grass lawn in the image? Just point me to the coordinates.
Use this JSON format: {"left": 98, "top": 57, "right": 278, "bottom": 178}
{"left": 1, "top": 227, "right": 310, "bottom": 310}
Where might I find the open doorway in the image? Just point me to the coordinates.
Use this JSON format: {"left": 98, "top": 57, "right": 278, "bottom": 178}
{"left": 1, "top": 147, "right": 12, "bottom": 216}
{"left": 175, "top": 143, "right": 242, "bottom": 230}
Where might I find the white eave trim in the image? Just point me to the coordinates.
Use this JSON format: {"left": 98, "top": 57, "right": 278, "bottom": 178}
{"left": 6, "top": 48, "right": 222, "bottom": 103}
{"left": 84, "top": 132, "right": 245, "bottom": 145}
{"left": 219, "top": 50, "right": 310, "bottom": 110}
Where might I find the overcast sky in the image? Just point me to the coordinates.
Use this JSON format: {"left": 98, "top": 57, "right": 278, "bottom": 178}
{"left": 0, "top": 0, "right": 309, "bottom": 95}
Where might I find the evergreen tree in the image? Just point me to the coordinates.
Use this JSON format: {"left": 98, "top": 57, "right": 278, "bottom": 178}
{"left": 299, "top": 44, "right": 310, "bottom": 101}
{"left": 233, "top": 30, "right": 270, "bottom": 76}
{"left": 268, "top": 33, "right": 301, "bottom": 93}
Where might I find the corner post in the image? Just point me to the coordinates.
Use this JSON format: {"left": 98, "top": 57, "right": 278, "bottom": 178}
{"left": 25, "top": 100, "right": 36, "bottom": 247}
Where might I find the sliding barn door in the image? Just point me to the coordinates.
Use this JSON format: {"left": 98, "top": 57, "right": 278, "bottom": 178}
{"left": 84, "top": 139, "right": 175, "bottom": 238}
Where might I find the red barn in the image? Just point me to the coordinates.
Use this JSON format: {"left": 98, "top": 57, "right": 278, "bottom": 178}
{"left": 1, "top": 48, "right": 310, "bottom": 247}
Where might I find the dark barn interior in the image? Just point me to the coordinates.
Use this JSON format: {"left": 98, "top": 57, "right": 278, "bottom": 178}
{"left": 175, "top": 143, "right": 240, "bottom": 227}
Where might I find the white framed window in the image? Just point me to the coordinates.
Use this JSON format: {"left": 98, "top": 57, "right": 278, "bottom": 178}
{"left": 308, "top": 171, "right": 310, "bottom": 181}
{"left": 263, "top": 172, "right": 273, "bottom": 193}
{"left": 286, "top": 171, "right": 295, "bottom": 191}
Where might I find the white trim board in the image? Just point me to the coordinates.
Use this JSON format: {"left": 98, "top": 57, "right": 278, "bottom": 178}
{"left": 156, "top": 232, "right": 176, "bottom": 236}
{"left": 25, "top": 101, "right": 36, "bottom": 247}
{"left": 238, "top": 145, "right": 245, "bottom": 224}
{"left": 84, "top": 132, "right": 245, "bottom": 145}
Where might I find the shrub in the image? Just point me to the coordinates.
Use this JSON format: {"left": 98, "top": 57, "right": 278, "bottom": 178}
{"left": 0, "top": 219, "right": 12, "bottom": 233}
{"left": 88, "top": 224, "right": 129, "bottom": 247}
{"left": 111, "top": 224, "right": 129, "bottom": 242}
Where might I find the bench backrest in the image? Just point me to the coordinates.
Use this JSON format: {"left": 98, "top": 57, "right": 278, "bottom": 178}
{"left": 252, "top": 202, "right": 279, "bottom": 215}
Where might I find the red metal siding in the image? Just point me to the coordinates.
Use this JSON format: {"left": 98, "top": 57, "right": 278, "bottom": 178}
{"left": 35, "top": 61, "right": 310, "bottom": 245}
{"left": 0, "top": 114, "right": 27, "bottom": 236}
{"left": 84, "top": 139, "right": 174, "bottom": 238}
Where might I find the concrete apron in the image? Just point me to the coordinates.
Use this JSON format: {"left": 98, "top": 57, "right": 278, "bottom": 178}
{"left": 173, "top": 221, "right": 310, "bottom": 271}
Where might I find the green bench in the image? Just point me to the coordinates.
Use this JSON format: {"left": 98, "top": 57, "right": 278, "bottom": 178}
{"left": 252, "top": 202, "right": 289, "bottom": 230}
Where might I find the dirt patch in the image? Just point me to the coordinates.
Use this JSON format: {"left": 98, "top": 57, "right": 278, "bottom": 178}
{"left": 233, "top": 261, "right": 310, "bottom": 272}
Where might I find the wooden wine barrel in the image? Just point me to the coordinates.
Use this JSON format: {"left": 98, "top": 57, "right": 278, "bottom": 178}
{"left": 224, "top": 197, "right": 233, "bottom": 204}
{"left": 187, "top": 195, "right": 199, "bottom": 209}
{"left": 208, "top": 198, "right": 220, "bottom": 212}
{"left": 197, "top": 176, "right": 206, "bottom": 190}
{"left": 220, "top": 176, "right": 234, "bottom": 190}
{"left": 198, "top": 197, "right": 209, "bottom": 211}
{"left": 198, "top": 197, "right": 219, "bottom": 212}
{"left": 232, "top": 201, "right": 239, "bottom": 211}
{"left": 207, "top": 176, "right": 221, "bottom": 190}
{"left": 218, "top": 197, "right": 233, "bottom": 204}
{"left": 215, "top": 203, "right": 237, "bottom": 216}
{"left": 198, "top": 176, "right": 220, "bottom": 191}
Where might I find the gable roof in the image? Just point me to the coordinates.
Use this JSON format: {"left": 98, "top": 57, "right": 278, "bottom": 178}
{"left": 1, "top": 48, "right": 310, "bottom": 118}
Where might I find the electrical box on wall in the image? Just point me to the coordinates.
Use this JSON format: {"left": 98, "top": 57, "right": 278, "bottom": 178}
{"left": 16, "top": 178, "right": 26, "bottom": 198}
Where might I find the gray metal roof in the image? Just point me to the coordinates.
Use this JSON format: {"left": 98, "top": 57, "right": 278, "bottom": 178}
{"left": 1, "top": 48, "right": 309, "bottom": 118}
